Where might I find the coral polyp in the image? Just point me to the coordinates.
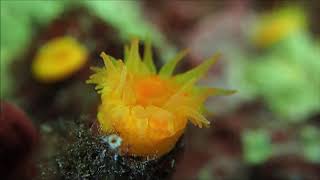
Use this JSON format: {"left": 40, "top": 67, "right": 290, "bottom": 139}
{"left": 87, "top": 39, "right": 234, "bottom": 157}
{"left": 32, "top": 36, "right": 88, "bottom": 83}
{"left": 253, "top": 7, "right": 306, "bottom": 48}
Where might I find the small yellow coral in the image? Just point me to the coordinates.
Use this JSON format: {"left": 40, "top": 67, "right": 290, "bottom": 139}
{"left": 253, "top": 7, "right": 306, "bottom": 48}
{"left": 32, "top": 36, "right": 88, "bottom": 83}
{"left": 87, "top": 39, "right": 234, "bottom": 157}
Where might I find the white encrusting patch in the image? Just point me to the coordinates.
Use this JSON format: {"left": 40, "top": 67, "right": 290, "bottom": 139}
{"left": 101, "top": 134, "right": 122, "bottom": 150}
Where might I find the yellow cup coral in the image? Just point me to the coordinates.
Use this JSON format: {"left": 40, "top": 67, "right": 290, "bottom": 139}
{"left": 87, "top": 39, "right": 234, "bottom": 157}
{"left": 253, "top": 7, "right": 306, "bottom": 48}
{"left": 32, "top": 36, "right": 88, "bottom": 83}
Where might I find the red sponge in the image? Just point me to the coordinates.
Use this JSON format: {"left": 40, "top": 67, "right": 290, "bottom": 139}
{"left": 0, "top": 101, "right": 38, "bottom": 179}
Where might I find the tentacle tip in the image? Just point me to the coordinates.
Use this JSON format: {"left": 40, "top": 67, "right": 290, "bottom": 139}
{"left": 100, "top": 51, "right": 107, "bottom": 57}
{"left": 227, "top": 90, "right": 238, "bottom": 95}
{"left": 209, "top": 52, "right": 222, "bottom": 63}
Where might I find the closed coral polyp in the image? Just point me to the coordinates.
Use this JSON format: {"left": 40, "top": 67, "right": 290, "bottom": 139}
{"left": 253, "top": 7, "right": 306, "bottom": 48}
{"left": 32, "top": 36, "right": 88, "bottom": 83}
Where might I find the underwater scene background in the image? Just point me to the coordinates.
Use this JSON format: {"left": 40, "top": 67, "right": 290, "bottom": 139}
{"left": 1, "top": 0, "right": 320, "bottom": 180}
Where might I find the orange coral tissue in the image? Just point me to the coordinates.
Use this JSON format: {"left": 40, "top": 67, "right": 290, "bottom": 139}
{"left": 87, "top": 39, "right": 234, "bottom": 158}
